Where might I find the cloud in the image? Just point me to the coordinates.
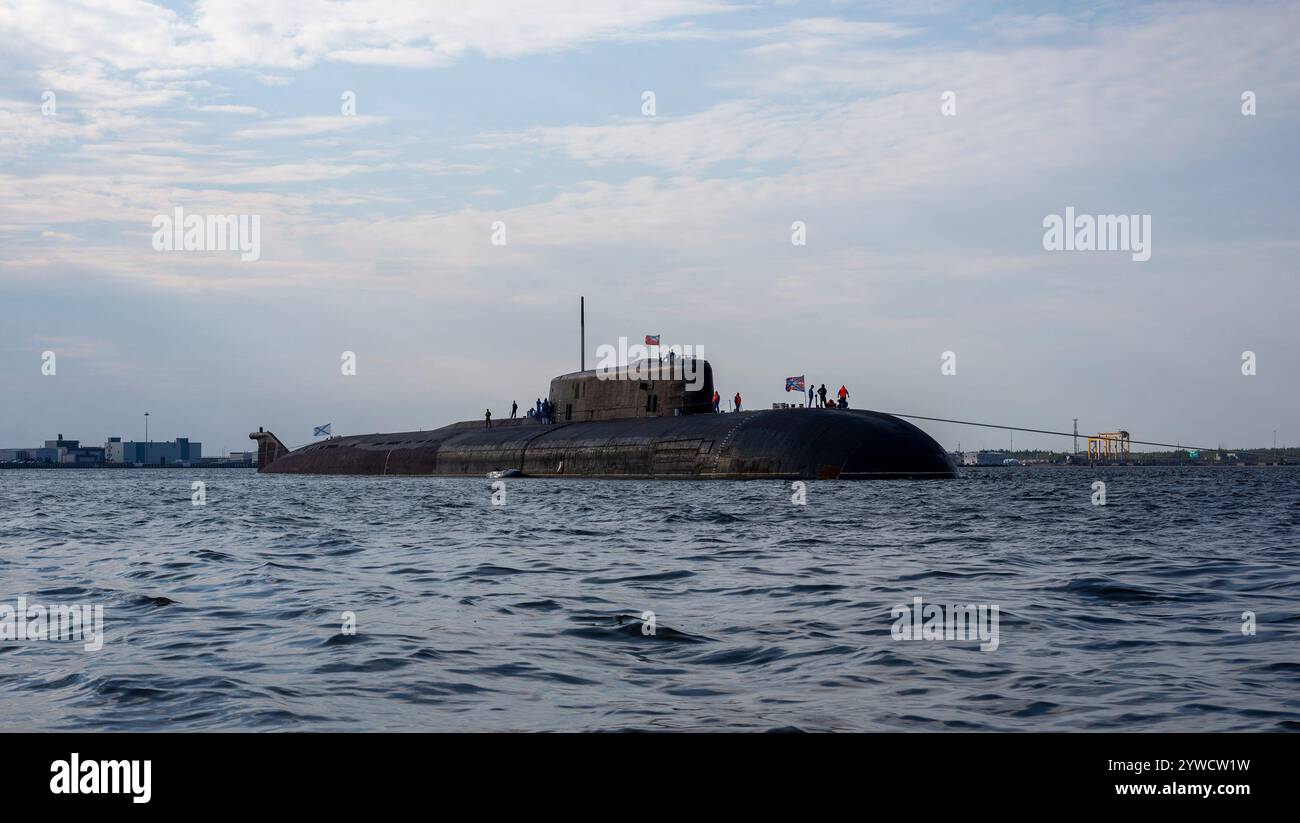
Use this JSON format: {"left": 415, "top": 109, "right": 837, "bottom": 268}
{"left": 194, "top": 104, "right": 266, "bottom": 115}
{"left": 6, "top": 0, "right": 1300, "bottom": 299}
{"left": 492, "top": 2, "right": 1300, "bottom": 194}
{"left": 1, "top": 0, "right": 737, "bottom": 75}
{"left": 742, "top": 16, "right": 919, "bottom": 55}
{"left": 0, "top": 100, "right": 156, "bottom": 154}
{"left": 620, "top": 15, "right": 916, "bottom": 45}
{"left": 968, "top": 13, "right": 1089, "bottom": 41}
{"left": 325, "top": 47, "right": 449, "bottom": 68}
{"left": 231, "top": 115, "right": 388, "bottom": 140}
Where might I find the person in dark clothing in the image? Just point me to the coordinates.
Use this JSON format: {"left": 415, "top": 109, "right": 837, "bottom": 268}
{"left": 807, "top": 386, "right": 814, "bottom": 408}
{"left": 511, "top": 400, "right": 517, "bottom": 418}
{"left": 817, "top": 384, "right": 828, "bottom": 408}
{"left": 485, "top": 408, "right": 492, "bottom": 429}
{"left": 541, "top": 398, "right": 551, "bottom": 423}
{"left": 535, "top": 398, "right": 542, "bottom": 418}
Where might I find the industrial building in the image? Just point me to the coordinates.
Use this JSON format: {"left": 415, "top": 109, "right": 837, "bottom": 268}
{"left": 117, "top": 438, "right": 202, "bottom": 466}
{"left": 0, "top": 447, "right": 61, "bottom": 463}
{"left": 2, "top": 435, "right": 106, "bottom": 465}
{"left": 0, "top": 434, "right": 202, "bottom": 466}
{"left": 962, "top": 451, "right": 1009, "bottom": 466}
{"left": 44, "top": 435, "right": 107, "bottom": 465}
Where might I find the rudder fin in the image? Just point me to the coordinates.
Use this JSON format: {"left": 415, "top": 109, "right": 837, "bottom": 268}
{"left": 249, "top": 428, "right": 290, "bottom": 471}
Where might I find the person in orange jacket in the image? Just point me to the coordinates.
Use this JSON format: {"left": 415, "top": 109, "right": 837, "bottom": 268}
{"left": 837, "top": 385, "right": 849, "bottom": 408}
{"left": 734, "top": 392, "right": 742, "bottom": 412}
{"left": 711, "top": 390, "right": 720, "bottom": 413}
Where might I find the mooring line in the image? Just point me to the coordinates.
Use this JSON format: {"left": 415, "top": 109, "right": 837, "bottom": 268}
{"left": 880, "top": 412, "right": 1267, "bottom": 457}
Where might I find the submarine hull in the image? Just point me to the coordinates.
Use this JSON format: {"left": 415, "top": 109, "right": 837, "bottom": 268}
{"left": 252, "top": 409, "right": 956, "bottom": 479}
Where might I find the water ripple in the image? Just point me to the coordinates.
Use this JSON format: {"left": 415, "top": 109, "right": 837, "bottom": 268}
{"left": 1, "top": 466, "right": 1298, "bottom": 731}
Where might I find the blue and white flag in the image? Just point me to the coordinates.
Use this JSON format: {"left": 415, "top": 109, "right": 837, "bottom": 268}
{"left": 313, "top": 423, "right": 331, "bottom": 437}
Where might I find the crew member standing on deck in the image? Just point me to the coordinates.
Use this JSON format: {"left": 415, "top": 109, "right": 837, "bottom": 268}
{"left": 808, "top": 385, "right": 814, "bottom": 408}
{"left": 511, "top": 400, "right": 517, "bottom": 418}
{"left": 712, "top": 390, "right": 720, "bottom": 413}
{"left": 817, "top": 384, "right": 828, "bottom": 408}
{"left": 837, "top": 385, "right": 849, "bottom": 408}
{"left": 485, "top": 408, "right": 493, "bottom": 429}
{"left": 734, "top": 392, "right": 742, "bottom": 412}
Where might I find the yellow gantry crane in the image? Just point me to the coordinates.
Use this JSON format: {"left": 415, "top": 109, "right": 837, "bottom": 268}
{"left": 1087, "top": 430, "right": 1132, "bottom": 464}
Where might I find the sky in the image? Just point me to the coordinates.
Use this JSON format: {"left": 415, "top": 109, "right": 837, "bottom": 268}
{"left": 1, "top": 0, "right": 1297, "bottom": 455}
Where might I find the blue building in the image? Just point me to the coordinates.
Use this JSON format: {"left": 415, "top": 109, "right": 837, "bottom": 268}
{"left": 119, "top": 438, "right": 202, "bottom": 466}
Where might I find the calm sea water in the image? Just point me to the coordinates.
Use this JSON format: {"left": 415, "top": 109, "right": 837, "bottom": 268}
{"left": 1, "top": 466, "right": 1297, "bottom": 732}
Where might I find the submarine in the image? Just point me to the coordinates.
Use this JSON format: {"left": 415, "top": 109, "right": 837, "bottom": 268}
{"left": 251, "top": 358, "right": 956, "bottom": 479}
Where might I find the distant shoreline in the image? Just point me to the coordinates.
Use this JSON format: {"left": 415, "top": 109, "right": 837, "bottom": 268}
{"left": 0, "top": 464, "right": 255, "bottom": 470}
{"left": 2, "top": 463, "right": 1295, "bottom": 473}
{"left": 961, "top": 463, "right": 1296, "bottom": 469}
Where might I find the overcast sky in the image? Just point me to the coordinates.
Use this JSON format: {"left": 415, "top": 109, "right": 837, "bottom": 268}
{"left": 1, "top": 0, "right": 1297, "bottom": 454}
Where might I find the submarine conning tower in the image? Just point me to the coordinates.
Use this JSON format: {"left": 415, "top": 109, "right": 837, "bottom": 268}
{"left": 548, "top": 357, "right": 715, "bottom": 422}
